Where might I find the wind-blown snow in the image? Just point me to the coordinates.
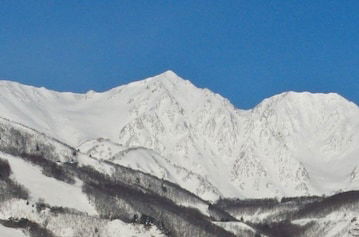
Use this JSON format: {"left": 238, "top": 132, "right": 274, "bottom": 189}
{"left": 0, "top": 71, "right": 358, "bottom": 199}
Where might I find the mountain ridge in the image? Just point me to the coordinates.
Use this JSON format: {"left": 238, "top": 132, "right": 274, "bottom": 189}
{"left": 0, "top": 71, "right": 358, "bottom": 200}
{"left": 0, "top": 70, "right": 357, "bottom": 109}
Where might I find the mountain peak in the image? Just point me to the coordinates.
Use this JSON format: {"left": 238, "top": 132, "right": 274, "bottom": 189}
{"left": 139, "top": 70, "right": 196, "bottom": 93}
{"left": 157, "top": 70, "right": 179, "bottom": 79}
{"left": 149, "top": 70, "right": 186, "bottom": 85}
{"left": 154, "top": 70, "right": 191, "bottom": 82}
{"left": 256, "top": 91, "right": 357, "bottom": 110}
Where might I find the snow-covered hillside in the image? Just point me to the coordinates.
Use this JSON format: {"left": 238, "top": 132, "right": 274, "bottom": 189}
{"left": 0, "top": 117, "right": 237, "bottom": 237}
{"left": 0, "top": 71, "right": 358, "bottom": 200}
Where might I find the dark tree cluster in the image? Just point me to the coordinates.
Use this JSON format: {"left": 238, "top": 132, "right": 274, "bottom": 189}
{"left": 294, "top": 191, "right": 359, "bottom": 219}
{"left": 215, "top": 195, "right": 323, "bottom": 222}
{"left": 0, "top": 218, "right": 55, "bottom": 237}
{"left": 0, "top": 158, "right": 11, "bottom": 179}
{"left": 19, "top": 153, "right": 75, "bottom": 184}
{"left": 77, "top": 165, "right": 235, "bottom": 237}
{"left": 252, "top": 220, "right": 314, "bottom": 237}
{"left": 0, "top": 158, "right": 29, "bottom": 202}
{"left": 105, "top": 160, "right": 236, "bottom": 222}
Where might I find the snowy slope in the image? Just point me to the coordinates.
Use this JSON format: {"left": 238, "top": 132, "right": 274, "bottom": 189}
{"left": 78, "top": 139, "right": 222, "bottom": 200}
{"left": 0, "top": 224, "right": 27, "bottom": 237}
{"left": 0, "top": 71, "right": 358, "bottom": 200}
{"left": 0, "top": 152, "right": 97, "bottom": 215}
{"left": 0, "top": 118, "right": 234, "bottom": 237}
{"left": 0, "top": 199, "right": 166, "bottom": 237}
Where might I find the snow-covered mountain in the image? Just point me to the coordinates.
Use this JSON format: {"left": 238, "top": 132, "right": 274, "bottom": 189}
{"left": 0, "top": 70, "right": 358, "bottom": 201}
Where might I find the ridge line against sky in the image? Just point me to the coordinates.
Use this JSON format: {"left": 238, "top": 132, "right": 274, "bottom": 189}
{"left": 0, "top": 1, "right": 358, "bottom": 109}
{"left": 0, "top": 71, "right": 358, "bottom": 110}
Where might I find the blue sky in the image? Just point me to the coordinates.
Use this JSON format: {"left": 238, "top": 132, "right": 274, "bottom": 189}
{"left": 0, "top": 1, "right": 358, "bottom": 109}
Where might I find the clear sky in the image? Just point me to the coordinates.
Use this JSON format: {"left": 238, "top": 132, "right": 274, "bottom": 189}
{"left": 0, "top": 1, "right": 358, "bottom": 109}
